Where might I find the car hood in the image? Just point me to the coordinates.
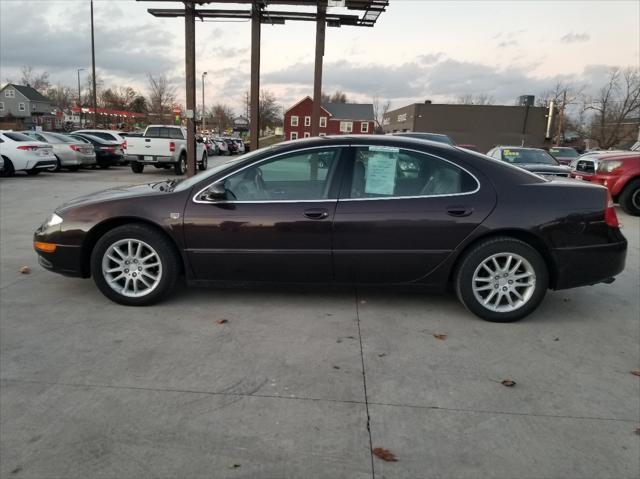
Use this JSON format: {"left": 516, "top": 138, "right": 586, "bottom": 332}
{"left": 517, "top": 163, "right": 571, "bottom": 173}
{"left": 56, "top": 181, "right": 173, "bottom": 213}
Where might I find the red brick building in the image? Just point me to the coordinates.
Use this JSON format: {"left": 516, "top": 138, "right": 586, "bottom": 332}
{"left": 284, "top": 96, "right": 375, "bottom": 140}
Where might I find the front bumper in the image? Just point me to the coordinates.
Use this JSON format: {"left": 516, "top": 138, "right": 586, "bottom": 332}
{"left": 36, "top": 244, "right": 84, "bottom": 277}
{"left": 570, "top": 172, "right": 625, "bottom": 197}
{"left": 552, "top": 239, "right": 627, "bottom": 290}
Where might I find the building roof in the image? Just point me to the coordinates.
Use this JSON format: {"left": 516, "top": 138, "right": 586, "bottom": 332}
{"left": 0, "top": 83, "right": 50, "bottom": 102}
{"left": 322, "top": 102, "right": 374, "bottom": 121}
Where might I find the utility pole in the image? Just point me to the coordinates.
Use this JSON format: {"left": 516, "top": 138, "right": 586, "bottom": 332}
{"left": 76, "top": 68, "right": 85, "bottom": 107}
{"left": 250, "top": 3, "right": 261, "bottom": 151}
{"left": 202, "top": 71, "right": 207, "bottom": 134}
{"left": 311, "top": 1, "right": 327, "bottom": 137}
{"left": 555, "top": 90, "right": 567, "bottom": 146}
{"left": 90, "top": 0, "right": 98, "bottom": 127}
{"left": 185, "top": 1, "right": 196, "bottom": 177}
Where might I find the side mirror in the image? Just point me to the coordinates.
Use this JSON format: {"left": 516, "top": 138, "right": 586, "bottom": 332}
{"left": 201, "top": 182, "right": 226, "bottom": 201}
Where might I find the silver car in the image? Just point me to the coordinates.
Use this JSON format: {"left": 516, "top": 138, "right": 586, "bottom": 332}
{"left": 22, "top": 131, "right": 96, "bottom": 171}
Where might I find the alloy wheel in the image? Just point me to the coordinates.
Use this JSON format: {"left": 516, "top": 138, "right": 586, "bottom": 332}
{"left": 101, "top": 238, "right": 163, "bottom": 298}
{"left": 472, "top": 252, "right": 536, "bottom": 312}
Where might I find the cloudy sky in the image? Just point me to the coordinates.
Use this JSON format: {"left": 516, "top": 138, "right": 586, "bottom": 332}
{"left": 1, "top": 0, "right": 638, "bottom": 114}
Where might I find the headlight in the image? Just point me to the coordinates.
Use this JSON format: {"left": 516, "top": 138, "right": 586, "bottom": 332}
{"left": 45, "top": 213, "right": 63, "bottom": 227}
{"left": 597, "top": 160, "right": 623, "bottom": 174}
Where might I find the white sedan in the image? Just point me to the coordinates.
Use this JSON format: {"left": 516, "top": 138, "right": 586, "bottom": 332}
{"left": 0, "top": 130, "right": 57, "bottom": 176}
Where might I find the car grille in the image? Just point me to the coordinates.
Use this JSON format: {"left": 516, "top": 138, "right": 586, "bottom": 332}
{"left": 575, "top": 159, "right": 595, "bottom": 174}
{"left": 538, "top": 171, "right": 570, "bottom": 177}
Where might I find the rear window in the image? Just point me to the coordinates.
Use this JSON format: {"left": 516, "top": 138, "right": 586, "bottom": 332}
{"left": 145, "top": 127, "right": 184, "bottom": 139}
{"left": 549, "top": 148, "right": 578, "bottom": 158}
{"left": 3, "top": 132, "right": 34, "bottom": 142}
{"left": 89, "top": 132, "right": 118, "bottom": 141}
{"left": 501, "top": 148, "right": 558, "bottom": 165}
{"left": 48, "top": 133, "right": 76, "bottom": 143}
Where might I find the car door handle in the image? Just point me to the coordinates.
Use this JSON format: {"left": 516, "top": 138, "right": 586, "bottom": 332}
{"left": 304, "top": 208, "right": 329, "bottom": 220}
{"left": 446, "top": 206, "right": 473, "bottom": 217}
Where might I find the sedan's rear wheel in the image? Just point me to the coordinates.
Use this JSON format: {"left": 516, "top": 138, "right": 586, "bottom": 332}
{"left": 1, "top": 158, "right": 15, "bottom": 177}
{"left": 91, "top": 224, "right": 179, "bottom": 306}
{"left": 455, "top": 237, "right": 548, "bottom": 322}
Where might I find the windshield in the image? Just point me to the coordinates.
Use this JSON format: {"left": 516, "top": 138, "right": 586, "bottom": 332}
{"left": 48, "top": 133, "right": 76, "bottom": 143}
{"left": 172, "top": 146, "right": 278, "bottom": 192}
{"left": 3, "top": 132, "right": 36, "bottom": 141}
{"left": 549, "top": 147, "right": 578, "bottom": 158}
{"left": 501, "top": 148, "right": 558, "bottom": 165}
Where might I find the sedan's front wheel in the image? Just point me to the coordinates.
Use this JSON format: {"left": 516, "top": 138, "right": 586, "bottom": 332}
{"left": 455, "top": 237, "right": 548, "bottom": 322}
{"left": 91, "top": 224, "right": 179, "bottom": 306}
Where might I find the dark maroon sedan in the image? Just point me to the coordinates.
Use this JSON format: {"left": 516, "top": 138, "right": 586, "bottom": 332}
{"left": 33, "top": 135, "right": 627, "bottom": 322}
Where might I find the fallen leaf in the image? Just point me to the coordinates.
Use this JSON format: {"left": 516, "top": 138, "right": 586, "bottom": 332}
{"left": 333, "top": 365, "right": 340, "bottom": 370}
{"left": 631, "top": 369, "right": 640, "bottom": 377}
{"left": 553, "top": 337, "right": 560, "bottom": 341}
{"left": 501, "top": 379, "right": 516, "bottom": 387}
{"left": 378, "top": 353, "right": 387, "bottom": 358}
{"left": 433, "top": 333, "right": 447, "bottom": 340}
{"left": 10, "top": 466, "right": 22, "bottom": 474}
{"left": 18, "top": 266, "right": 31, "bottom": 274}
{"left": 216, "top": 319, "right": 229, "bottom": 325}
{"left": 360, "top": 300, "right": 367, "bottom": 304}
{"left": 373, "top": 447, "right": 398, "bottom": 462}
{"left": 228, "top": 463, "right": 241, "bottom": 469}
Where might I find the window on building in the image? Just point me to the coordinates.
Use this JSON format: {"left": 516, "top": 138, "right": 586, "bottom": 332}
{"left": 361, "top": 122, "right": 369, "bottom": 133}
{"left": 304, "top": 116, "right": 311, "bottom": 127}
{"left": 304, "top": 132, "right": 310, "bottom": 138}
{"left": 18, "top": 103, "right": 25, "bottom": 112}
{"left": 291, "top": 116, "right": 299, "bottom": 127}
{"left": 290, "top": 132, "right": 298, "bottom": 140}
{"left": 320, "top": 117, "right": 327, "bottom": 128}
{"left": 0, "top": 102, "right": 4, "bottom": 112}
{"left": 339, "top": 121, "right": 353, "bottom": 133}
{"left": 5, "top": 89, "right": 15, "bottom": 98}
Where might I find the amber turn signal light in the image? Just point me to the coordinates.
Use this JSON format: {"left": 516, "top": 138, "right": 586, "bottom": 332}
{"left": 34, "top": 242, "right": 57, "bottom": 253}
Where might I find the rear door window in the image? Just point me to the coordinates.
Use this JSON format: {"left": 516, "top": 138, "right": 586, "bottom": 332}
{"left": 348, "top": 146, "right": 477, "bottom": 199}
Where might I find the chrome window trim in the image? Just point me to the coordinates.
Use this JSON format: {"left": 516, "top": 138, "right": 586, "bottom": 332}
{"left": 192, "top": 145, "right": 344, "bottom": 204}
{"left": 192, "top": 144, "right": 481, "bottom": 205}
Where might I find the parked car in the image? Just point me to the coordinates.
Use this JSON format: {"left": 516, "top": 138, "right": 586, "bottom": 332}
{"left": 34, "top": 135, "right": 626, "bottom": 322}
{"left": 213, "top": 138, "right": 229, "bottom": 156}
{"left": 571, "top": 151, "right": 640, "bottom": 216}
{"left": 123, "top": 125, "right": 207, "bottom": 175}
{"left": 0, "top": 130, "right": 57, "bottom": 176}
{"left": 486, "top": 146, "right": 572, "bottom": 177}
{"left": 69, "top": 133, "right": 123, "bottom": 169}
{"left": 74, "top": 129, "right": 126, "bottom": 144}
{"left": 21, "top": 131, "right": 96, "bottom": 171}
{"left": 223, "top": 138, "right": 238, "bottom": 154}
{"left": 204, "top": 138, "right": 219, "bottom": 156}
{"left": 392, "top": 132, "right": 456, "bottom": 146}
{"left": 548, "top": 146, "right": 579, "bottom": 165}
{"left": 233, "top": 138, "right": 246, "bottom": 154}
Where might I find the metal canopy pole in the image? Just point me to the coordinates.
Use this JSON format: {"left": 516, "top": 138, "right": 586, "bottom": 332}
{"left": 185, "top": 1, "right": 196, "bottom": 177}
{"left": 311, "top": 1, "right": 326, "bottom": 137}
{"left": 250, "top": 2, "right": 261, "bottom": 151}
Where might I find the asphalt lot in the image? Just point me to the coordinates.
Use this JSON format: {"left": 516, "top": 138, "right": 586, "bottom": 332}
{"left": 1, "top": 162, "right": 639, "bottom": 479}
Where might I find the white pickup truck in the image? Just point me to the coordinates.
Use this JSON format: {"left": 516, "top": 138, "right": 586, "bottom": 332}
{"left": 123, "top": 125, "right": 207, "bottom": 175}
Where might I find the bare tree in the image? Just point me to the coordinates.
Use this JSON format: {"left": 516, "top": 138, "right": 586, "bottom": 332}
{"left": 20, "top": 65, "right": 50, "bottom": 91}
{"left": 209, "top": 103, "right": 235, "bottom": 135}
{"left": 45, "top": 84, "right": 74, "bottom": 110}
{"left": 258, "top": 89, "right": 281, "bottom": 133}
{"left": 372, "top": 95, "right": 391, "bottom": 133}
{"left": 456, "top": 93, "right": 494, "bottom": 105}
{"left": 83, "top": 72, "right": 104, "bottom": 107}
{"left": 584, "top": 67, "right": 640, "bottom": 149}
{"left": 101, "top": 86, "right": 138, "bottom": 110}
{"left": 147, "top": 73, "right": 176, "bottom": 123}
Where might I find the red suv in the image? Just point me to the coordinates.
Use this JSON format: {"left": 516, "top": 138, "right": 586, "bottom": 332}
{"left": 571, "top": 152, "right": 640, "bottom": 216}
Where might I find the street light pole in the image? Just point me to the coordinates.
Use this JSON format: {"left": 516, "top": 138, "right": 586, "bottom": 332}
{"left": 90, "top": 0, "right": 98, "bottom": 127}
{"left": 202, "top": 71, "right": 207, "bottom": 134}
{"left": 76, "top": 68, "right": 85, "bottom": 107}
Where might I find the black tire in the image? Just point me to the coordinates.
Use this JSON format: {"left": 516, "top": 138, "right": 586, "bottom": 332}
{"left": 90, "top": 224, "right": 180, "bottom": 306}
{"left": 67, "top": 166, "right": 80, "bottom": 172}
{"left": 131, "top": 162, "right": 145, "bottom": 174}
{"left": 1, "top": 157, "right": 14, "bottom": 177}
{"left": 175, "top": 154, "right": 186, "bottom": 175}
{"left": 26, "top": 169, "right": 41, "bottom": 176}
{"left": 53, "top": 156, "right": 62, "bottom": 172}
{"left": 198, "top": 153, "right": 207, "bottom": 171}
{"left": 454, "top": 237, "right": 549, "bottom": 322}
{"left": 618, "top": 179, "right": 640, "bottom": 216}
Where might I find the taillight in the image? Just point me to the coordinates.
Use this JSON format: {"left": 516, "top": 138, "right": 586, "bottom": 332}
{"left": 70, "top": 144, "right": 81, "bottom": 151}
{"left": 169, "top": 141, "right": 175, "bottom": 153}
{"left": 604, "top": 191, "right": 620, "bottom": 228}
{"left": 17, "top": 145, "right": 39, "bottom": 151}
{"left": 123, "top": 140, "right": 127, "bottom": 150}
